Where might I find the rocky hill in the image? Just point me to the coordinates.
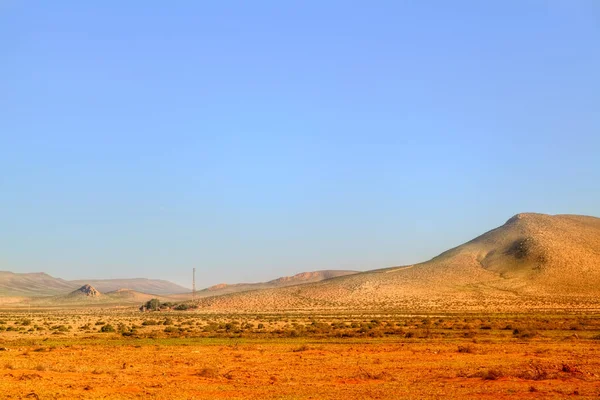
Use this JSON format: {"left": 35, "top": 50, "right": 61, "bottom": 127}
{"left": 55, "top": 284, "right": 104, "bottom": 302}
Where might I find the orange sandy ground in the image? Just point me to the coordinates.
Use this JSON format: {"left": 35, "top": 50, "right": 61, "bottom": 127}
{"left": 0, "top": 338, "right": 599, "bottom": 399}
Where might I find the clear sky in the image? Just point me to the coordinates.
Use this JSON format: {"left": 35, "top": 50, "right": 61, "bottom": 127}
{"left": 1, "top": 1, "right": 599, "bottom": 289}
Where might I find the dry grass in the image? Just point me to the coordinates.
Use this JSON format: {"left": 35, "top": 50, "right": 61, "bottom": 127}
{"left": 0, "top": 309, "right": 599, "bottom": 398}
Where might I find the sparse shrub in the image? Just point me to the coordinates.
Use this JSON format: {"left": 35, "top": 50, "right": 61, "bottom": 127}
{"left": 368, "top": 330, "right": 384, "bottom": 338}
{"left": 196, "top": 367, "right": 219, "bottom": 379}
{"left": 292, "top": 344, "right": 310, "bottom": 352}
{"left": 517, "top": 362, "right": 550, "bottom": 380}
{"left": 51, "top": 325, "right": 69, "bottom": 332}
{"left": 356, "top": 368, "right": 395, "bottom": 381}
{"left": 463, "top": 330, "right": 477, "bottom": 338}
{"left": 561, "top": 363, "right": 579, "bottom": 373}
{"left": 457, "top": 345, "right": 475, "bottom": 353}
{"left": 100, "top": 324, "right": 115, "bottom": 333}
{"left": 513, "top": 328, "right": 538, "bottom": 339}
{"left": 481, "top": 368, "right": 504, "bottom": 380}
{"left": 288, "top": 330, "right": 300, "bottom": 337}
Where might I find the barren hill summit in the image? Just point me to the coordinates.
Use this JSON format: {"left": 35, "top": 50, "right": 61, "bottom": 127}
{"left": 193, "top": 213, "right": 600, "bottom": 312}
{"left": 433, "top": 213, "right": 600, "bottom": 287}
{"left": 68, "top": 284, "right": 102, "bottom": 298}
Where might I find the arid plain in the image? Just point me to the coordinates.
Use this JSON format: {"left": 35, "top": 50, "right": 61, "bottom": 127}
{"left": 1, "top": 213, "right": 600, "bottom": 399}
{"left": 1, "top": 310, "right": 600, "bottom": 399}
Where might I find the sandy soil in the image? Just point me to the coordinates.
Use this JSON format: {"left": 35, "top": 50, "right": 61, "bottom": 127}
{"left": 0, "top": 311, "right": 599, "bottom": 399}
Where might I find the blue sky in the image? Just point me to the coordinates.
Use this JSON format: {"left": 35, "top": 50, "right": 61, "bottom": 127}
{"left": 1, "top": 1, "right": 599, "bottom": 288}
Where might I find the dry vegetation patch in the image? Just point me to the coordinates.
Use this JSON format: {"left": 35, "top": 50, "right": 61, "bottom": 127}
{"left": 0, "top": 309, "right": 598, "bottom": 399}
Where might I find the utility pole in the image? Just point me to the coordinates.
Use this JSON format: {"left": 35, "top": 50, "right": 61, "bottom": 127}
{"left": 192, "top": 268, "right": 196, "bottom": 301}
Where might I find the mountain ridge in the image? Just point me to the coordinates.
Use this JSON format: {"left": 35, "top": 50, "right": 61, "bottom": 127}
{"left": 69, "top": 278, "right": 189, "bottom": 295}
{"left": 0, "top": 272, "right": 189, "bottom": 298}
{"left": 190, "top": 270, "right": 359, "bottom": 299}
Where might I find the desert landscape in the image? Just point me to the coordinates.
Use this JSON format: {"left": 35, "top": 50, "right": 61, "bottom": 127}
{"left": 4, "top": 2, "right": 599, "bottom": 398}
{"left": 1, "top": 213, "right": 600, "bottom": 399}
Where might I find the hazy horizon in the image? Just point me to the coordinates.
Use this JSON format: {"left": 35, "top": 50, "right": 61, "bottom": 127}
{"left": 2, "top": 2, "right": 599, "bottom": 289}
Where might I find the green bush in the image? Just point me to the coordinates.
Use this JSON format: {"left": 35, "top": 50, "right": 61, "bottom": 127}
{"left": 143, "top": 298, "right": 161, "bottom": 311}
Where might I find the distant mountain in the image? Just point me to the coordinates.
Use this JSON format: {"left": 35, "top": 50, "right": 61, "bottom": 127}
{"left": 0, "top": 272, "right": 77, "bottom": 297}
{"left": 191, "top": 213, "right": 600, "bottom": 312}
{"left": 69, "top": 278, "right": 190, "bottom": 294}
{"left": 0, "top": 271, "right": 190, "bottom": 299}
{"left": 190, "top": 270, "right": 359, "bottom": 298}
{"left": 104, "top": 288, "right": 166, "bottom": 303}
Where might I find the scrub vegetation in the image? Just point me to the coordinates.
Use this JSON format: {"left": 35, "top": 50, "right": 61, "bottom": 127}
{"left": 0, "top": 309, "right": 599, "bottom": 399}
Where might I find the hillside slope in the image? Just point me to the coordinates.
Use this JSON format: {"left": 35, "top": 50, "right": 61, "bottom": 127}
{"left": 0, "top": 272, "right": 77, "bottom": 297}
{"left": 104, "top": 288, "right": 170, "bottom": 303}
{"left": 193, "top": 213, "right": 600, "bottom": 312}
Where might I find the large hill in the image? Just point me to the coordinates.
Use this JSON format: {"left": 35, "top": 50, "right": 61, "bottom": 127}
{"left": 192, "top": 213, "right": 600, "bottom": 312}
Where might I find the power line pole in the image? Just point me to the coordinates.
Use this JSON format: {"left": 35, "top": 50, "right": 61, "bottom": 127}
{"left": 192, "top": 268, "right": 196, "bottom": 302}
